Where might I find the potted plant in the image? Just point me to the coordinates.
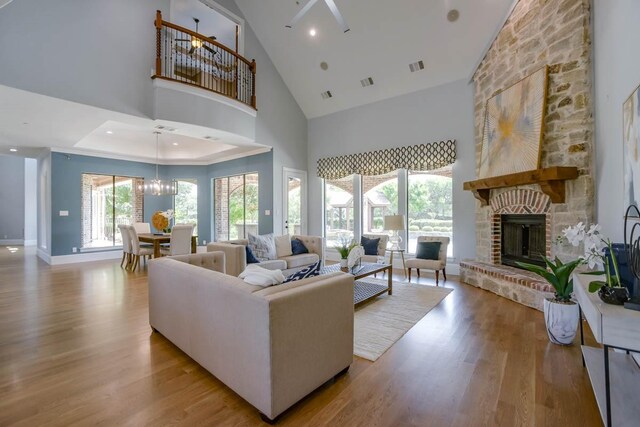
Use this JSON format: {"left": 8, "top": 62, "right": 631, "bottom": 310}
{"left": 517, "top": 257, "right": 582, "bottom": 345}
{"left": 334, "top": 236, "right": 355, "bottom": 269}
{"left": 564, "top": 223, "right": 628, "bottom": 305}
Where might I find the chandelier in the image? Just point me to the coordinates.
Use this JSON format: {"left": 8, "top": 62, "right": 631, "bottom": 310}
{"left": 136, "top": 131, "right": 178, "bottom": 196}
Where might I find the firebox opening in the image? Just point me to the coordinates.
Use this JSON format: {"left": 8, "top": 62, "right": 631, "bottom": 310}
{"left": 501, "top": 214, "right": 546, "bottom": 269}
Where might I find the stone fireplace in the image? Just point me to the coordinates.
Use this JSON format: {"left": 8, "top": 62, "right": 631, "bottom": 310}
{"left": 460, "top": 0, "right": 595, "bottom": 311}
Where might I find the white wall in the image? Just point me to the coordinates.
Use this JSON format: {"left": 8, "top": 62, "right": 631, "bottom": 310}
{"left": 307, "top": 79, "right": 476, "bottom": 263}
{"left": 211, "top": 0, "right": 308, "bottom": 235}
{"left": 24, "top": 158, "right": 37, "bottom": 245}
{"left": 0, "top": 154, "right": 25, "bottom": 242}
{"left": 593, "top": 0, "right": 640, "bottom": 241}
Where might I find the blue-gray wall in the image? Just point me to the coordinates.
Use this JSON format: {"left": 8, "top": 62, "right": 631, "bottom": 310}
{"left": 50, "top": 151, "right": 273, "bottom": 256}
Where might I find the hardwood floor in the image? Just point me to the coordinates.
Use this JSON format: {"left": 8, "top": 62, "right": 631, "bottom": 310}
{"left": 0, "top": 246, "right": 601, "bottom": 426}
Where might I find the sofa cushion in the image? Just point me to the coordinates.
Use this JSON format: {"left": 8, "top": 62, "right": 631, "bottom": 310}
{"left": 283, "top": 261, "right": 321, "bottom": 284}
{"left": 360, "top": 236, "right": 380, "bottom": 256}
{"left": 291, "top": 238, "right": 309, "bottom": 255}
{"left": 248, "top": 233, "right": 277, "bottom": 260}
{"left": 279, "top": 253, "right": 319, "bottom": 269}
{"left": 275, "top": 234, "right": 293, "bottom": 258}
{"left": 258, "top": 259, "right": 288, "bottom": 271}
{"left": 416, "top": 241, "right": 441, "bottom": 260}
{"left": 246, "top": 245, "right": 260, "bottom": 264}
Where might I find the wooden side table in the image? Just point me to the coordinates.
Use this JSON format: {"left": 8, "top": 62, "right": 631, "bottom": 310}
{"left": 387, "top": 249, "right": 407, "bottom": 278}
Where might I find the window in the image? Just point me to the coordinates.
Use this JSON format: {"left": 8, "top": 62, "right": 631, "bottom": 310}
{"left": 214, "top": 173, "right": 259, "bottom": 240}
{"left": 322, "top": 169, "right": 453, "bottom": 257}
{"left": 81, "top": 174, "right": 143, "bottom": 248}
{"left": 324, "top": 175, "right": 354, "bottom": 247}
{"left": 362, "top": 171, "right": 398, "bottom": 237}
{"left": 174, "top": 179, "right": 198, "bottom": 234}
{"left": 407, "top": 170, "right": 453, "bottom": 256}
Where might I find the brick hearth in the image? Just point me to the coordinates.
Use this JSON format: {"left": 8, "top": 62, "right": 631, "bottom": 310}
{"left": 460, "top": 261, "right": 554, "bottom": 311}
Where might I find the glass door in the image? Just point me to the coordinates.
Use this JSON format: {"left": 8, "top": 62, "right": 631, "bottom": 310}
{"left": 283, "top": 168, "right": 307, "bottom": 236}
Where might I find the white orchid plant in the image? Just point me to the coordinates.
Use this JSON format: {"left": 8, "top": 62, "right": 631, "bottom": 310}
{"left": 159, "top": 209, "right": 174, "bottom": 221}
{"left": 561, "top": 222, "right": 622, "bottom": 293}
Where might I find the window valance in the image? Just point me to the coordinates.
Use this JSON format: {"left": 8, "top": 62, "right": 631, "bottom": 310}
{"left": 317, "top": 140, "right": 456, "bottom": 180}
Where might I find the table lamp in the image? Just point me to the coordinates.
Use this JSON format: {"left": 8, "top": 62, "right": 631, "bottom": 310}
{"left": 384, "top": 215, "right": 405, "bottom": 250}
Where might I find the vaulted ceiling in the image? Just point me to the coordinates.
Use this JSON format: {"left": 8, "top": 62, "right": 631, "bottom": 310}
{"left": 235, "top": 0, "right": 515, "bottom": 118}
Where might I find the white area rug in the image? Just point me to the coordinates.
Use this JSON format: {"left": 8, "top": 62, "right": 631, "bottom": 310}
{"left": 354, "top": 280, "right": 452, "bottom": 361}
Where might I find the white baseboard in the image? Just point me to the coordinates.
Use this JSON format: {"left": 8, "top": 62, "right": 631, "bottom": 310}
{"left": 0, "top": 239, "right": 24, "bottom": 245}
{"left": 39, "top": 250, "right": 123, "bottom": 265}
{"left": 37, "top": 248, "right": 51, "bottom": 264}
{"left": 24, "top": 239, "right": 37, "bottom": 246}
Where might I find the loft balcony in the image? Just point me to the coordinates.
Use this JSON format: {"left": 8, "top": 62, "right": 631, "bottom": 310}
{"left": 150, "top": 11, "right": 257, "bottom": 141}
{"left": 152, "top": 10, "right": 256, "bottom": 109}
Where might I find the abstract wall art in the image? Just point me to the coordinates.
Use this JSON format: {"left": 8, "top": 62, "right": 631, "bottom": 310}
{"left": 479, "top": 66, "right": 548, "bottom": 178}
{"left": 623, "top": 84, "right": 640, "bottom": 209}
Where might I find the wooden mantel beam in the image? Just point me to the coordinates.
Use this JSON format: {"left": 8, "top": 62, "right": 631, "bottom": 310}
{"left": 463, "top": 167, "right": 579, "bottom": 206}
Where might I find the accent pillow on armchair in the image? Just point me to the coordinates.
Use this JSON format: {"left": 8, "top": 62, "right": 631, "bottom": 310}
{"left": 360, "top": 236, "right": 380, "bottom": 256}
{"left": 415, "top": 241, "right": 441, "bottom": 260}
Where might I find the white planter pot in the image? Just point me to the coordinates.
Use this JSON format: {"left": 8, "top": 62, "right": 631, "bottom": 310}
{"left": 543, "top": 298, "right": 579, "bottom": 345}
{"left": 339, "top": 259, "right": 348, "bottom": 268}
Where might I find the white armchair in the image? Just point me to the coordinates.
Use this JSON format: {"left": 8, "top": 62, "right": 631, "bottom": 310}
{"left": 406, "top": 236, "right": 449, "bottom": 285}
{"left": 360, "top": 234, "right": 389, "bottom": 263}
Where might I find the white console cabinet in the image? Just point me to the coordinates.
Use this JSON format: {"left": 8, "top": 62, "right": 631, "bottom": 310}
{"left": 573, "top": 273, "right": 640, "bottom": 427}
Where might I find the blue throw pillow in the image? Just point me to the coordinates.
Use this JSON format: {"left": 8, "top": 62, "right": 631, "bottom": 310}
{"left": 360, "top": 236, "right": 380, "bottom": 256}
{"left": 283, "top": 260, "right": 321, "bottom": 283}
{"left": 291, "top": 238, "right": 309, "bottom": 255}
{"left": 416, "top": 241, "right": 441, "bottom": 260}
{"left": 245, "top": 245, "right": 260, "bottom": 264}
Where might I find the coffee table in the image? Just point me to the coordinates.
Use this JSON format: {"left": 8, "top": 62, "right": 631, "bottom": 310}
{"left": 320, "top": 262, "right": 392, "bottom": 306}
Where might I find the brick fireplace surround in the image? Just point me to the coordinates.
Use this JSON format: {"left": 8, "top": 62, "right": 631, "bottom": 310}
{"left": 460, "top": 0, "right": 595, "bottom": 311}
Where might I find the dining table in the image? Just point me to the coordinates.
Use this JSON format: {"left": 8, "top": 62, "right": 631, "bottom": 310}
{"left": 137, "top": 233, "right": 198, "bottom": 258}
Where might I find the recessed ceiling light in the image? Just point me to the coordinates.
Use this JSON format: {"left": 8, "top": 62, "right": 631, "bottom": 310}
{"left": 447, "top": 9, "right": 460, "bottom": 22}
{"left": 309, "top": 28, "right": 316, "bottom": 37}
{"left": 9, "top": 148, "right": 18, "bottom": 152}
{"left": 320, "top": 61, "right": 328, "bottom": 71}
{"left": 106, "top": 130, "right": 113, "bottom": 135}
{"left": 172, "top": 142, "right": 179, "bottom": 146}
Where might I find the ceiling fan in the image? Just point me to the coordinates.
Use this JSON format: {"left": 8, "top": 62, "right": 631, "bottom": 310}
{"left": 286, "top": 0, "right": 350, "bottom": 33}
{"left": 176, "top": 18, "right": 217, "bottom": 55}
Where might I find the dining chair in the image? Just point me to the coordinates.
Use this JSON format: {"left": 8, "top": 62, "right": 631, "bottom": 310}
{"left": 160, "top": 224, "right": 194, "bottom": 256}
{"left": 127, "top": 225, "right": 154, "bottom": 270}
{"left": 133, "top": 222, "right": 151, "bottom": 234}
{"left": 118, "top": 224, "right": 132, "bottom": 269}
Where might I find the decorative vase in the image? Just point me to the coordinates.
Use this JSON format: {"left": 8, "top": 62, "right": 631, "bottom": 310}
{"left": 543, "top": 298, "right": 579, "bottom": 345}
{"left": 339, "top": 259, "right": 348, "bottom": 269}
{"left": 598, "top": 286, "right": 630, "bottom": 305}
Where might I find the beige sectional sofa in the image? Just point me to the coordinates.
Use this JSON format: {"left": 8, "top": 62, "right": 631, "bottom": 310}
{"left": 207, "top": 235, "right": 324, "bottom": 277}
{"left": 148, "top": 252, "right": 354, "bottom": 422}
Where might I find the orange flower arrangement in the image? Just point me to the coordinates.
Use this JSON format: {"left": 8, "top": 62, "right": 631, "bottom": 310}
{"left": 151, "top": 209, "right": 173, "bottom": 232}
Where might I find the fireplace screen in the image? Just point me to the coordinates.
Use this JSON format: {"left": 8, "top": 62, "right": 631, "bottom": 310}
{"left": 501, "top": 214, "right": 546, "bottom": 268}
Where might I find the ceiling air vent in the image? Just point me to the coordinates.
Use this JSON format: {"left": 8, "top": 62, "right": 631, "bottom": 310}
{"left": 360, "top": 77, "right": 374, "bottom": 87}
{"left": 321, "top": 90, "right": 333, "bottom": 99}
{"left": 409, "top": 60, "right": 425, "bottom": 73}
{"left": 154, "top": 125, "right": 177, "bottom": 132}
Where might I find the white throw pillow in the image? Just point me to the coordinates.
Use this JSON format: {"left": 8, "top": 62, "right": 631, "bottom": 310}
{"left": 274, "top": 234, "right": 293, "bottom": 258}
{"left": 248, "top": 233, "right": 277, "bottom": 260}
